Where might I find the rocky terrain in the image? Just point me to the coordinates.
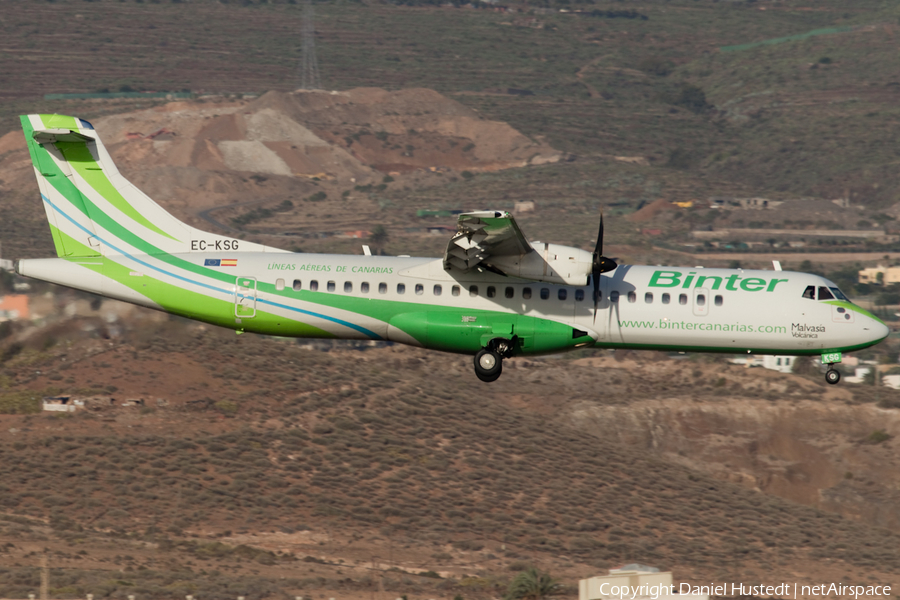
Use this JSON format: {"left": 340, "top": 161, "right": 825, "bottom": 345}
{"left": 0, "top": 303, "right": 900, "bottom": 598}
{"left": 0, "top": 89, "right": 560, "bottom": 260}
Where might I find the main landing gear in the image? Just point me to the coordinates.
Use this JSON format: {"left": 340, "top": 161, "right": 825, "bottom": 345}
{"left": 474, "top": 337, "right": 517, "bottom": 383}
{"left": 825, "top": 366, "right": 841, "bottom": 385}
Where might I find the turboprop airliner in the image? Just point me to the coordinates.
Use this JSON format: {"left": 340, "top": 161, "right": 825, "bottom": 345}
{"left": 13, "top": 114, "right": 890, "bottom": 384}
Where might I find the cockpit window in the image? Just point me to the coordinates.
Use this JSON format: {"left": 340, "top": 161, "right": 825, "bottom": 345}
{"left": 802, "top": 285, "right": 815, "bottom": 300}
{"left": 830, "top": 287, "right": 849, "bottom": 301}
{"left": 817, "top": 286, "right": 834, "bottom": 301}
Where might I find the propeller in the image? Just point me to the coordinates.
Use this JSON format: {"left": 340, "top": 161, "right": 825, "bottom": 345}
{"left": 591, "top": 214, "right": 617, "bottom": 322}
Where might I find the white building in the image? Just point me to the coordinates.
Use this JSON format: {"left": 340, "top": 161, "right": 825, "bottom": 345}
{"left": 728, "top": 355, "right": 795, "bottom": 373}
{"left": 42, "top": 397, "right": 84, "bottom": 412}
{"left": 580, "top": 565, "right": 708, "bottom": 600}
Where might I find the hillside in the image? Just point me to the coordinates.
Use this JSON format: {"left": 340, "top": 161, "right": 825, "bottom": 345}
{"left": 3, "top": 1, "right": 900, "bottom": 262}
{"left": 0, "top": 88, "right": 559, "bottom": 260}
{"left": 1, "top": 312, "right": 900, "bottom": 597}
{"left": 5, "top": 1, "right": 900, "bottom": 596}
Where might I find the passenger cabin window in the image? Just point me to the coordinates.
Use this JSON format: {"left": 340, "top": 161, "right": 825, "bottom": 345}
{"left": 818, "top": 286, "right": 834, "bottom": 301}
{"left": 361, "top": 282, "right": 370, "bottom": 293}
{"left": 469, "top": 285, "right": 478, "bottom": 297}
{"left": 310, "top": 280, "right": 319, "bottom": 291}
{"left": 662, "top": 293, "right": 670, "bottom": 304}
{"left": 505, "top": 287, "right": 514, "bottom": 299}
{"left": 645, "top": 292, "right": 653, "bottom": 304}
{"left": 610, "top": 291, "right": 620, "bottom": 302}
{"left": 487, "top": 286, "right": 497, "bottom": 298}
{"left": 327, "top": 281, "right": 336, "bottom": 292}
{"left": 276, "top": 278, "right": 285, "bottom": 291}
{"left": 627, "top": 291, "right": 636, "bottom": 303}
{"left": 452, "top": 285, "right": 460, "bottom": 297}
{"left": 344, "top": 281, "right": 352, "bottom": 293}
{"left": 293, "top": 279, "right": 302, "bottom": 291}
{"left": 714, "top": 295, "right": 723, "bottom": 306}
{"left": 397, "top": 283, "right": 406, "bottom": 294}
{"left": 593, "top": 290, "right": 602, "bottom": 303}
{"left": 697, "top": 294, "right": 706, "bottom": 306}
{"left": 679, "top": 293, "right": 687, "bottom": 305}
{"left": 434, "top": 285, "right": 442, "bottom": 296}
{"left": 540, "top": 288, "right": 550, "bottom": 300}
{"left": 378, "top": 282, "right": 387, "bottom": 294}
{"left": 802, "top": 285, "right": 815, "bottom": 299}
{"left": 523, "top": 287, "right": 532, "bottom": 300}
{"left": 575, "top": 289, "right": 584, "bottom": 301}
{"left": 558, "top": 289, "right": 567, "bottom": 301}
{"left": 415, "top": 284, "right": 424, "bottom": 295}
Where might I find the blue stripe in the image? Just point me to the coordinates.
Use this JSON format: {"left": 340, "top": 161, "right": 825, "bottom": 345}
{"left": 41, "top": 194, "right": 382, "bottom": 339}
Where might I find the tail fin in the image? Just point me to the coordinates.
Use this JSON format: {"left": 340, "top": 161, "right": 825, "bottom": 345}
{"left": 21, "top": 114, "right": 283, "bottom": 258}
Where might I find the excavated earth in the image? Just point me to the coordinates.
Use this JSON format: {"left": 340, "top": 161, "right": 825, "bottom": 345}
{"left": 0, "top": 88, "right": 560, "bottom": 242}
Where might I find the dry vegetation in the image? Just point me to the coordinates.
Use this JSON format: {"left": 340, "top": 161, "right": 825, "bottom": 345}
{"left": 4, "top": 1, "right": 900, "bottom": 262}
{"left": 0, "top": 311, "right": 900, "bottom": 597}
{"left": 4, "top": 0, "right": 900, "bottom": 595}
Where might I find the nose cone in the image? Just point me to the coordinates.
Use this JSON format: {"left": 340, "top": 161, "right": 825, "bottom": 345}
{"left": 871, "top": 319, "right": 891, "bottom": 344}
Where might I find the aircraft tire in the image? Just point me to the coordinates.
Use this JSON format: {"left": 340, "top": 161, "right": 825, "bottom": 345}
{"left": 825, "top": 369, "right": 841, "bottom": 385}
{"left": 474, "top": 349, "right": 503, "bottom": 382}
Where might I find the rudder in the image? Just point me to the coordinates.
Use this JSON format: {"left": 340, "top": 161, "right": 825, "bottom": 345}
{"left": 20, "top": 113, "right": 282, "bottom": 259}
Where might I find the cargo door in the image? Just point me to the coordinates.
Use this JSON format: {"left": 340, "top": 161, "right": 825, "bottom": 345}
{"left": 235, "top": 276, "right": 257, "bottom": 319}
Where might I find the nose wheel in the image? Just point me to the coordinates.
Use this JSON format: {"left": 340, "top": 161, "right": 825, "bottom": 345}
{"left": 825, "top": 366, "right": 841, "bottom": 385}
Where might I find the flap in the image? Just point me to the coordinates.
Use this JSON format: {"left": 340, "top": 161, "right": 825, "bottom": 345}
{"left": 33, "top": 128, "right": 95, "bottom": 144}
{"left": 442, "top": 211, "right": 534, "bottom": 273}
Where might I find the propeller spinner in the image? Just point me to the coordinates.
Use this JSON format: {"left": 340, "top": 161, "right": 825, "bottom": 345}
{"left": 592, "top": 214, "right": 617, "bottom": 322}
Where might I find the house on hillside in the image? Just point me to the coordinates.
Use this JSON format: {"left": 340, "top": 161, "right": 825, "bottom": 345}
{"left": 737, "top": 197, "right": 783, "bottom": 209}
{"left": 580, "top": 564, "right": 709, "bottom": 600}
{"left": 859, "top": 265, "right": 900, "bottom": 285}
{"left": 42, "top": 397, "right": 84, "bottom": 413}
{"left": 0, "top": 295, "right": 29, "bottom": 321}
{"left": 728, "top": 355, "right": 795, "bottom": 373}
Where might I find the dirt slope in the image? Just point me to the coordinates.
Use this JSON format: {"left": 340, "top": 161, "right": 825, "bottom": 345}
{"left": 2, "top": 315, "right": 900, "bottom": 599}
{"left": 0, "top": 89, "right": 561, "bottom": 257}
{"left": 250, "top": 88, "right": 561, "bottom": 173}
{"left": 565, "top": 354, "right": 900, "bottom": 530}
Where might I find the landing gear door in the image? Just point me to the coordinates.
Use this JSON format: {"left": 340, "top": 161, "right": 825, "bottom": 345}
{"left": 235, "top": 276, "right": 257, "bottom": 319}
{"left": 692, "top": 287, "right": 709, "bottom": 317}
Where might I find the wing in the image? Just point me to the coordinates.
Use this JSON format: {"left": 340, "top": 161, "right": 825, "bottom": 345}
{"left": 442, "top": 211, "right": 532, "bottom": 273}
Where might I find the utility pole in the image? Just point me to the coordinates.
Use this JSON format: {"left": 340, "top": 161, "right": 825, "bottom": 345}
{"left": 299, "top": 0, "right": 322, "bottom": 90}
{"left": 40, "top": 551, "right": 49, "bottom": 600}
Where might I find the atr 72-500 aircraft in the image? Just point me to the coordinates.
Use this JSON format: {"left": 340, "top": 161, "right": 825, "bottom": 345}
{"left": 13, "top": 114, "right": 890, "bottom": 384}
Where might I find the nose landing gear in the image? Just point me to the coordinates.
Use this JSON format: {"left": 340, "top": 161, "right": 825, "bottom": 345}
{"left": 473, "top": 336, "right": 518, "bottom": 383}
{"left": 825, "top": 365, "right": 841, "bottom": 385}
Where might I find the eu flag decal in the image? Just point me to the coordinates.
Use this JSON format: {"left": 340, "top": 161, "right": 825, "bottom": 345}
{"left": 204, "top": 259, "right": 221, "bottom": 266}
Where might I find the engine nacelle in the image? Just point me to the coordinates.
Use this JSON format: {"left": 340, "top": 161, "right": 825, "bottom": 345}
{"left": 490, "top": 242, "right": 594, "bottom": 286}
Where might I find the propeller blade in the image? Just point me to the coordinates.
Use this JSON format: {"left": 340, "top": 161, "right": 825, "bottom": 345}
{"left": 591, "top": 212, "right": 616, "bottom": 323}
{"left": 592, "top": 214, "right": 604, "bottom": 264}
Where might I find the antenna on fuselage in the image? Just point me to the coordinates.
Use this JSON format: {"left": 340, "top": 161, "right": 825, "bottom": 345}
{"left": 773, "top": 260, "right": 782, "bottom": 271}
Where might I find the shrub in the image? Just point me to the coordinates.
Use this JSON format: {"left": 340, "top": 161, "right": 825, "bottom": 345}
{"left": 865, "top": 430, "right": 890, "bottom": 444}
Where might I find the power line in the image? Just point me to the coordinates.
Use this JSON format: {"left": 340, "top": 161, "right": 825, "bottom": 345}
{"left": 299, "top": 0, "right": 321, "bottom": 90}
